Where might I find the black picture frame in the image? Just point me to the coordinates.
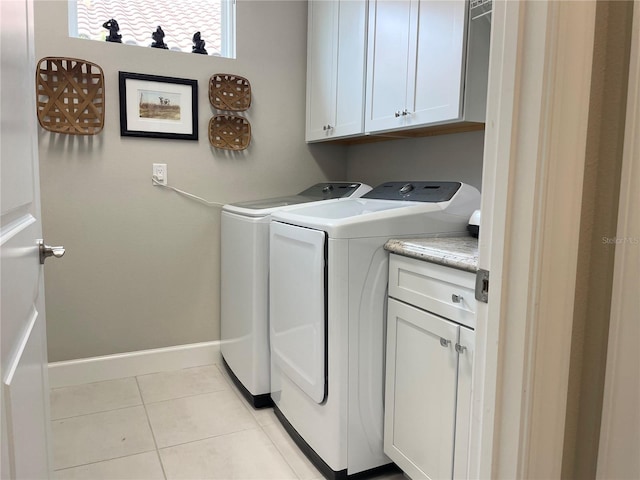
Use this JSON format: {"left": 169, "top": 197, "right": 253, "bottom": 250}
{"left": 119, "top": 72, "right": 198, "bottom": 141}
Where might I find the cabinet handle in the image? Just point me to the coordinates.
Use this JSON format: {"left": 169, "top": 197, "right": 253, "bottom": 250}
{"left": 455, "top": 344, "right": 468, "bottom": 354}
{"left": 395, "top": 111, "right": 401, "bottom": 118}
{"left": 327, "top": 124, "right": 332, "bottom": 130}
{"left": 452, "top": 294, "right": 463, "bottom": 303}
{"left": 440, "top": 338, "right": 451, "bottom": 348}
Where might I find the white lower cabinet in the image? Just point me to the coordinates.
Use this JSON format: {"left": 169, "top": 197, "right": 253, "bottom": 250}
{"left": 384, "top": 254, "right": 475, "bottom": 480}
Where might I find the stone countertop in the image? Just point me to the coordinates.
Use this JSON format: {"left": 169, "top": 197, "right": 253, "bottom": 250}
{"left": 384, "top": 236, "right": 479, "bottom": 273}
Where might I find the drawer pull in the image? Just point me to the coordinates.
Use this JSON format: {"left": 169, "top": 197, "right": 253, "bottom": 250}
{"left": 455, "top": 344, "right": 468, "bottom": 354}
{"left": 440, "top": 338, "right": 451, "bottom": 348}
{"left": 452, "top": 294, "right": 463, "bottom": 303}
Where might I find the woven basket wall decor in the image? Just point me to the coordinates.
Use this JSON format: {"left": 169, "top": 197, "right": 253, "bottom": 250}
{"left": 209, "top": 115, "right": 251, "bottom": 150}
{"left": 209, "top": 74, "right": 251, "bottom": 111}
{"left": 36, "top": 57, "right": 105, "bottom": 135}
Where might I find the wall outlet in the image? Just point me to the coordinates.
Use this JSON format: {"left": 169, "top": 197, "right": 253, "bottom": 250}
{"left": 153, "top": 163, "right": 167, "bottom": 186}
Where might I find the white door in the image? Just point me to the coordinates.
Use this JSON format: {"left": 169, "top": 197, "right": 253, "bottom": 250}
{"left": 269, "top": 222, "right": 327, "bottom": 404}
{"left": 1, "top": 0, "right": 56, "bottom": 478}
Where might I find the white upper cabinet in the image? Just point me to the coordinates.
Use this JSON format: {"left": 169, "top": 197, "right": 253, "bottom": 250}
{"left": 365, "top": 0, "right": 471, "bottom": 133}
{"left": 306, "top": 0, "right": 367, "bottom": 142}
{"left": 306, "top": 0, "right": 489, "bottom": 142}
{"left": 364, "top": 0, "right": 413, "bottom": 132}
{"left": 409, "top": 0, "right": 467, "bottom": 125}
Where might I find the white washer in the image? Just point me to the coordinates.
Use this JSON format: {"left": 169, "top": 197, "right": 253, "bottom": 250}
{"left": 269, "top": 181, "right": 481, "bottom": 479}
{"left": 220, "top": 182, "right": 371, "bottom": 408}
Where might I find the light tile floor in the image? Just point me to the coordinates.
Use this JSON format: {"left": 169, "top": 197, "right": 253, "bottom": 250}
{"left": 51, "top": 363, "right": 405, "bottom": 480}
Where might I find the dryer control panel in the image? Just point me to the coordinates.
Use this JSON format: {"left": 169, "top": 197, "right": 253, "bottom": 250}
{"left": 299, "top": 182, "right": 367, "bottom": 199}
{"left": 362, "top": 181, "right": 462, "bottom": 202}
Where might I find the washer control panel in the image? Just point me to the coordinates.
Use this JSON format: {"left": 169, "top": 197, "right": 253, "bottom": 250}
{"left": 299, "top": 182, "right": 365, "bottom": 199}
{"left": 363, "top": 181, "right": 462, "bottom": 202}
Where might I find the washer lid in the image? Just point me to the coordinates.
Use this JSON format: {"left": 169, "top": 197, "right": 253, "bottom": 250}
{"left": 223, "top": 182, "right": 370, "bottom": 217}
{"left": 271, "top": 182, "right": 481, "bottom": 238}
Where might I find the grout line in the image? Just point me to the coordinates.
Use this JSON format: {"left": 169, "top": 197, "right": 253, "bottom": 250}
{"left": 53, "top": 449, "right": 158, "bottom": 473}
{"left": 260, "top": 423, "right": 306, "bottom": 480}
{"left": 214, "top": 363, "right": 265, "bottom": 416}
{"left": 214, "top": 364, "right": 308, "bottom": 478}
{"left": 50, "top": 376, "right": 138, "bottom": 391}
{"left": 139, "top": 385, "right": 231, "bottom": 406}
{"left": 51, "top": 402, "right": 144, "bottom": 422}
{"left": 215, "top": 366, "right": 283, "bottom": 432}
{"left": 53, "top": 363, "right": 311, "bottom": 478}
{"left": 134, "top": 363, "right": 223, "bottom": 389}
{"left": 261, "top": 420, "right": 324, "bottom": 480}
{"left": 140, "top": 386, "right": 235, "bottom": 408}
{"left": 136, "top": 376, "right": 168, "bottom": 480}
{"left": 156, "top": 425, "right": 262, "bottom": 451}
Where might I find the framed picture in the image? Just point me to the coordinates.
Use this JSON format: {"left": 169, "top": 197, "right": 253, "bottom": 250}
{"left": 119, "top": 72, "right": 198, "bottom": 140}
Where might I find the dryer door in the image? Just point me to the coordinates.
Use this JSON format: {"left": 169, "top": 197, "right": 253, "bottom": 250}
{"left": 270, "top": 221, "right": 327, "bottom": 404}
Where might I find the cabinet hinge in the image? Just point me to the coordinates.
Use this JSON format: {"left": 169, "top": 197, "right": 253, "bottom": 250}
{"left": 475, "top": 268, "right": 489, "bottom": 303}
{"left": 455, "top": 343, "right": 467, "bottom": 354}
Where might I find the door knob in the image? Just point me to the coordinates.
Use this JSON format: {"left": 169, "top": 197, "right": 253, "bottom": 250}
{"left": 38, "top": 240, "right": 65, "bottom": 264}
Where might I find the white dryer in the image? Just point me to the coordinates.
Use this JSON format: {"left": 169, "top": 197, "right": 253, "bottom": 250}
{"left": 220, "top": 182, "right": 371, "bottom": 408}
{"left": 268, "top": 181, "right": 480, "bottom": 479}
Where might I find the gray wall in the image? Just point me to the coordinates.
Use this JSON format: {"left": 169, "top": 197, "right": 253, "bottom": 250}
{"left": 346, "top": 130, "right": 484, "bottom": 191}
{"left": 36, "top": 0, "right": 347, "bottom": 362}
{"left": 36, "top": 0, "right": 485, "bottom": 363}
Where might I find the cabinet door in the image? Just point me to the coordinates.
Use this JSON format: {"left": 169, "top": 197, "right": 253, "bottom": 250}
{"left": 365, "top": 0, "right": 413, "bottom": 132}
{"left": 384, "top": 298, "right": 459, "bottom": 480}
{"left": 453, "top": 326, "right": 474, "bottom": 479}
{"left": 407, "top": 0, "right": 467, "bottom": 126}
{"left": 306, "top": 0, "right": 338, "bottom": 141}
{"left": 333, "top": 0, "right": 367, "bottom": 138}
{"left": 306, "top": 0, "right": 366, "bottom": 142}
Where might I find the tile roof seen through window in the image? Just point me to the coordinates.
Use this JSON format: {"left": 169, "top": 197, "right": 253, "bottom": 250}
{"left": 75, "top": 0, "right": 223, "bottom": 55}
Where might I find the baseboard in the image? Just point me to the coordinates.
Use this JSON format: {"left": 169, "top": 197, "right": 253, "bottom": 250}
{"left": 48, "top": 341, "right": 221, "bottom": 388}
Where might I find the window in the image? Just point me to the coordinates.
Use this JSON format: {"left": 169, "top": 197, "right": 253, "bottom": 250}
{"left": 68, "top": 0, "right": 236, "bottom": 58}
